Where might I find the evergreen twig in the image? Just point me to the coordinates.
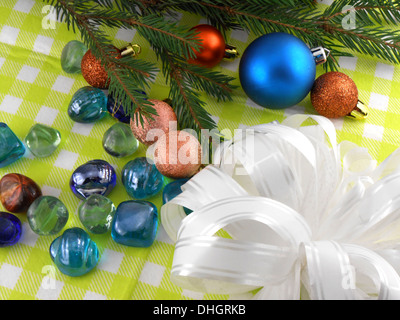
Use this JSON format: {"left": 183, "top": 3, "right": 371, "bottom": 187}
{"left": 44, "top": 0, "right": 400, "bottom": 134}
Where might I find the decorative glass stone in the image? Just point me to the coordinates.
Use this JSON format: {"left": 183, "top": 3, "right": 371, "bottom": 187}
{"left": 102, "top": 122, "right": 139, "bottom": 158}
{"left": 0, "top": 212, "right": 22, "bottom": 247}
{"left": 68, "top": 86, "right": 107, "bottom": 123}
{"left": 78, "top": 194, "right": 116, "bottom": 234}
{"left": 70, "top": 159, "right": 117, "bottom": 200}
{"left": 27, "top": 196, "right": 69, "bottom": 236}
{"left": 122, "top": 157, "right": 164, "bottom": 199}
{"left": 50, "top": 227, "right": 99, "bottom": 277}
{"left": 24, "top": 123, "right": 61, "bottom": 158}
{"left": 162, "top": 179, "right": 192, "bottom": 215}
{"left": 0, "top": 123, "right": 25, "bottom": 168}
{"left": 0, "top": 173, "right": 42, "bottom": 213}
{"left": 61, "top": 40, "right": 88, "bottom": 74}
{"left": 111, "top": 200, "right": 158, "bottom": 247}
{"left": 107, "top": 94, "right": 130, "bottom": 124}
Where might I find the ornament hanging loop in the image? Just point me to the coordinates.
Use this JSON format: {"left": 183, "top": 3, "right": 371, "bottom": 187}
{"left": 347, "top": 100, "right": 369, "bottom": 120}
{"left": 224, "top": 44, "right": 240, "bottom": 60}
{"left": 311, "top": 47, "right": 330, "bottom": 65}
{"left": 120, "top": 43, "right": 141, "bottom": 57}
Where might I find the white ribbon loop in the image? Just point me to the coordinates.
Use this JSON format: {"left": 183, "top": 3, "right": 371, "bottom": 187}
{"left": 171, "top": 196, "right": 311, "bottom": 293}
{"left": 161, "top": 114, "right": 400, "bottom": 300}
{"left": 343, "top": 244, "right": 400, "bottom": 300}
{"left": 176, "top": 196, "right": 312, "bottom": 244}
{"left": 301, "top": 241, "right": 356, "bottom": 300}
{"left": 161, "top": 165, "right": 248, "bottom": 242}
{"left": 171, "top": 236, "right": 296, "bottom": 294}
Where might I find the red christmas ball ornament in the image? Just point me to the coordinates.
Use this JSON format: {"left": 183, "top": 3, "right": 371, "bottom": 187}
{"left": 188, "top": 24, "right": 237, "bottom": 68}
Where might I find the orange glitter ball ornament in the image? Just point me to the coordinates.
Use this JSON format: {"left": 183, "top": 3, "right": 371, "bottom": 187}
{"left": 310, "top": 72, "right": 368, "bottom": 119}
{"left": 81, "top": 44, "right": 140, "bottom": 89}
{"left": 130, "top": 99, "right": 177, "bottom": 146}
{"left": 188, "top": 24, "right": 228, "bottom": 68}
{"left": 81, "top": 49, "right": 112, "bottom": 89}
{"left": 153, "top": 130, "right": 202, "bottom": 179}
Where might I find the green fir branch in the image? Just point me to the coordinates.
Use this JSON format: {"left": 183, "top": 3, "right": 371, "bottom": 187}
{"left": 44, "top": 0, "right": 400, "bottom": 135}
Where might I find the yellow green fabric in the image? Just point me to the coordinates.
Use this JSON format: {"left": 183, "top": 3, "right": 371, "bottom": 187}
{"left": 1, "top": 0, "right": 400, "bottom": 300}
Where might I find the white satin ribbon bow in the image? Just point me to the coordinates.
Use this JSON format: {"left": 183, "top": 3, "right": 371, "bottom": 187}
{"left": 161, "top": 114, "right": 400, "bottom": 300}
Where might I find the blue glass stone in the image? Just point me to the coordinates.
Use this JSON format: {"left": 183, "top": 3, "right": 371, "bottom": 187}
{"left": 162, "top": 179, "right": 192, "bottom": 215}
{"left": 0, "top": 123, "right": 25, "bottom": 168}
{"left": 70, "top": 159, "right": 117, "bottom": 200}
{"left": 0, "top": 212, "right": 22, "bottom": 247}
{"left": 50, "top": 227, "right": 99, "bottom": 277}
{"left": 107, "top": 91, "right": 146, "bottom": 123}
{"left": 68, "top": 86, "right": 108, "bottom": 123}
{"left": 107, "top": 94, "right": 130, "bottom": 124}
{"left": 111, "top": 200, "right": 158, "bottom": 247}
{"left": 122, "top": 157, "right": 164, "bottom": 200}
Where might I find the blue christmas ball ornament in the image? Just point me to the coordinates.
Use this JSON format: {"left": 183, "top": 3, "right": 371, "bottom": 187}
{"left": 239, "top": 32, "right": 316, "bottom": 109}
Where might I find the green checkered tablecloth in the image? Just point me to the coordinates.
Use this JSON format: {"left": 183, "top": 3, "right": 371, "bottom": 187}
{"left": 1, "top": 0, "right": 400, "bottom": 300}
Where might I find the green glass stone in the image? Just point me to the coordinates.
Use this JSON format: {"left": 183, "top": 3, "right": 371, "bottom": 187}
{"left": 61, "top": 40, "right": 88, "bottom": 74}
{"left": 24, "top": 123, "right": 61, "bottom": 158}
{"left": 78, "top": 194, "right": 116, "bottom": 234}
{"left": 27, "top": 196, "right": 69, "bottom": 236}
{"left": 102, "top": 122, "right": 139, "bottom": 158}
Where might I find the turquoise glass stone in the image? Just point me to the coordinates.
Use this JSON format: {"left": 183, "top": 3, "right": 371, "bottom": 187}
{"left": 102, "top": 122, "right": 139, "bottom": 158}
{"left": 122, "top": 157, "right": 164, "bottom": 199}
{"left": 61, "top": 40, "right": 88, "bottom": 74}
{"left": 24, "top": 123, "right": 61, "bottom": 158}
{"left": 111, "top": 200, "right": 158, "bottom": 247}
{"left": 0, "top": 123, "right": 25, "bottom": 168}
{"left": 68, "top": 86, "right": 107, "bottom": 123}
{"left": 27, "top": 196, "right": 69, "bottom": 235}
{"left": 78, "top": 194, "right": 116, "bottom": 234}
{"left": 0, "top": 212, "right": 22, "bottom": 247}
{"left": 50, "top": 227, "right": 99, "bottom": 277}
{"left": 162, "top": 179, "right": 192, "bottom": 215}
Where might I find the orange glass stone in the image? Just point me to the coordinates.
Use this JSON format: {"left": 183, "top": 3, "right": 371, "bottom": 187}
{"left": 0, "top": 173, "right": 42, "bottom": 213}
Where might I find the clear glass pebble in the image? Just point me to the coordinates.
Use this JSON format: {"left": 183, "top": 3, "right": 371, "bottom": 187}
{"left": 78, "top": 194, "right": 116, "bottom": 234}
{"left": 24, "top": 123, "right": 61, "bottom": 158}
{"left": 61, "top": 40, "right": 88, "bottom": 74}
{"left": 27, "top": 196, "right": 69, "bottom": 236}
{"left": 102, "top": 122, "right": 139, "bottom": 158}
